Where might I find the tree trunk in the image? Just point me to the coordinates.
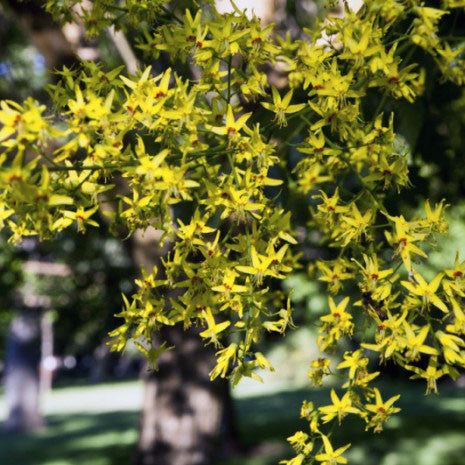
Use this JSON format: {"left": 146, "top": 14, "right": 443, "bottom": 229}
{"left": 136, "top": 327, "right": 225, "bottom": 465}
{"left": 4, "top": 308, "right": 43, "bottom": 433}
{"left": 130, "top": 229, "right": 233, "bottom": 465}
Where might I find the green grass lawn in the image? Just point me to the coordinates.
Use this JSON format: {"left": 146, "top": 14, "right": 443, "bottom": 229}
{"left": 2, "top": 379, "right": 465, "bottom": 465}
{"left": 0, "top": 381, "right": 142, "bottom": 465}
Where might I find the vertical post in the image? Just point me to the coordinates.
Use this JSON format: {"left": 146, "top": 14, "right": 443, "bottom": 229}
{"left": 4, "top": 307, "right": 43, "bottom": 433}
{"left": 40, "top": 309, "right": 55, "bottom": 394}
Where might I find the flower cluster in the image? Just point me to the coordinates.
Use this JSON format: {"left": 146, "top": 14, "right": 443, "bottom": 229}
{"left": 1, "top": 0, "right": 465, "bottom": 462}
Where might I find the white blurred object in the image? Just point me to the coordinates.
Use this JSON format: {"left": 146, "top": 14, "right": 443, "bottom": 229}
{"left": 297, "top": 0, "right": 318, "bottom": 17}
{"left": 23, "top": 260, "right": 71, "bottom": 276}
{"left": 347, "top": 0, "right": 364, "bottom": 11}
{"left": 216, "top": 0, "right": 274, "bottom": 22}
{"left": 63, "top": 355, "right": 77, "bottom": 369}
{"left": 316, "top": 0, "right": 364, "bottom": 48}
{"left": 41, "top": 355, "right": 59, "bottom": 371}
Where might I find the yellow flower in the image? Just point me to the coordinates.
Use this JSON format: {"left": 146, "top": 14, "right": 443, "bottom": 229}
{"left": 337, "top": 350, "right": 368, "bottom": 380}
{"left": 176, "top": 211, "right": 216, "bottom": 246}
{"left": 435, "top": 330, "right": 465, "bottom": 366}
{"left": 211, "top": 270, "right": 248, "bottom": 294}
{"left": 420, "top": 200, "right": 448, "bottom": 234}
{"left": 0, "top": 98, "right": 48, "bottom": 143}
{"left": 315, "top": 435, "right": 350, "bottom": 465}
{"left": 210, "top": 104, "right": 251, "bottom": 138}
{"left": 402, "top": 322, "right": 438, "bottom": 361}
{"left": 199, "top": 308, "right": 231, "bottom": 346}
{"left": 236, "top": 243, "right": 291, "bottom": 284}
{"left": 401, "top": 272, "right": 448, "bottom": 313}
{"left": 261, "top": 87, "right": 305, "bottom": 127}
{"left": 362, "top": 310, "right": 407, "bottom": 360}
{"left": 446, "top": 297, "right": 465, "bottom": 335}
{"left": 287, "top": 431, "right": 309, "bottom": 452}
{"left": 317, "top": 259, "right": 353, "bottom": 294}
{"left": 134, "top": 341, "right": 173, "bottom": 371}
{"left": 321, "top": 297, "right": 352, "bottom": 330}
{"left": 280, "top": 454, "right": 305, "bottom": 465}
{"left": 444, "top": 252, "right": 465, "bottom": 281}
{"left": 54, "top": 206, "right": 99, "bottom": 233}
{"left": 365, "top": 388, "right": 400, "bottom": 432}
{"left": 308, "top": 357, "right": 331, "bottom": 386}
{"left": 314, "top": 188, "right": 348, "bottom": 216}
{"left": 297, "top": 162, "right": 331, "bottom": 193}
{"left": 319, "top": 389, "right": 361, "bottom": 423}
{"left": 405, "top": 357, "right": 449, "bottom": 394}
{"left": 385, "top": 215, "right": 427, "bottom": 271}
{"left": 338, "top": 203, "right": 373, "bottom": 246}
{"left": 210, "top": 343, "right": 237, "bottom": 379}
{"left": 357, "top": 254, "right": 393, "bottom": 281}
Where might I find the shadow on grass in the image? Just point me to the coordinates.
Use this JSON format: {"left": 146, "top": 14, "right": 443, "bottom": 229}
{"left": 1, "top": 410, "right": 138, "bottom": 465}
{"left": 219, "top": 383, "right": 465, "bottom": 465}
{"left": 2, "top": 382, "right": 465, "bottom": 465}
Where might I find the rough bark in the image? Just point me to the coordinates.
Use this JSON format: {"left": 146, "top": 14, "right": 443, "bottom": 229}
{"left": 130, "top": 229, "right": 233, "bottom": 465}
{"left": 136, "top": 327, "right": 225, "bottom": 465}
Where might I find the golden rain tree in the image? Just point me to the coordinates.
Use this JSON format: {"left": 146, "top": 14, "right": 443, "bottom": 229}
{"left": 1, "top": 0, "right": 465, "bottom": 463}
